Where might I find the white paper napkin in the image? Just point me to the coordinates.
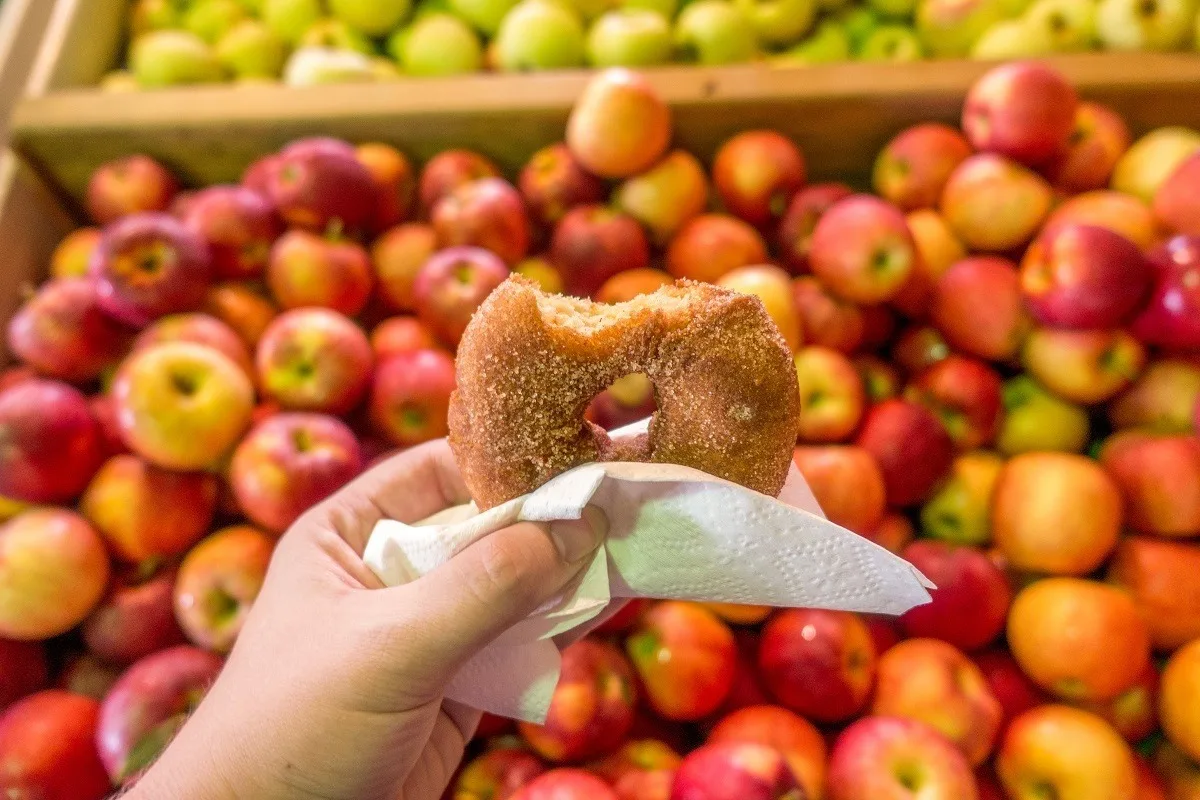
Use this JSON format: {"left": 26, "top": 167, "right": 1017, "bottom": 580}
{"left": 364, "top": 420, "right": 933, "bottom": 723}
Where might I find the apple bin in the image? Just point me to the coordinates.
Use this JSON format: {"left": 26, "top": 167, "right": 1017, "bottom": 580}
{"left": 4, "top": 23, "right": 1200, "bottom": 799}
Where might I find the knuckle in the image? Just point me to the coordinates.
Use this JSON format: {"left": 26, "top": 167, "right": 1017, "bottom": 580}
{"left": 468, "top": 535, "right": 535, "bottom": 607}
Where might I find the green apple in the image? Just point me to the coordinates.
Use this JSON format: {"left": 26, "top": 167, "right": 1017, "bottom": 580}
{"left": 238, "top": 0, "right": 266, "bottom": 11}
{"left": 412, "top": 0, "right": 456, "bottom": 16}
{"left": 1096, "top": 0, "right": 1194, "bottom": 50}
{"left": 130, "top": 0, "right": 185, "bottom": 36}
{"left": 674, "top": 0, "right": 758, "bottom": 63}
{"left": 1023, "top": 0, "right": 1095, "bottom": 51}
{"left": 867, "top": 0, "right": 918, "bottom": 20}
{"left": 449, "top": 0, "right": 521, "bottom": 35}
{"left": 620, "top": 0, "right": 678, "bottom": 18}
{"left": 835, "top": 5, "right": 880, "bottom": 47}
{"left": 100, "top": 70, "right": 141, "bottom": 92}
{"left": 283, "top": 46, "right": 378, "bottom": 84}
{"left": 216, "top": 19, "right": 288, "bottom": 77}
{"left": 299, "top": 18, "right": 377, "bottom": 54}
{"left": 732, "top": 0, "right": 816, "bottom": 46}
{"left": 263, "top": 0, "right": 325, "bottom": 44}
{"left": 1000, "top": 0, "right": 1035, "bottom": 16}
{"left": 918, "top": 451, "right": 1003, "bottom": 545}
{"left": 916, "top": 0, "right": 1007, "bottom": 55}
{"left": 131, "top": 30, "right": 226, "bottom": 87}
{"left": 818, "top": 0, "right": 850, "bottom": 12}
{"left": 493, "top": 0, "right": 587, "bottom": 69}
{"left": 389, "top": 13, "right": 484, "bottom": 74}
{"left": 857, "top": 22, "right": 924, "bottom": 58}
{"left": 563, "top": 0, "right": 620, "bottom": 21}
{"left": 586, "top": 9, "right": 673, "bottom": 64}
{"left": 772, "top": 18, "right": 850, "bottom": 61}
{"left": 970, "top": 17, "right": 1054, "bottom": 55}
{"left": 996, "top": 376, "right": 1090, "bottom": 455}
{"left": 184, "top": 0, "right": 249, "bottom": 44}
{"left": 329, "top": 0, "right": 413, "bottom": 36}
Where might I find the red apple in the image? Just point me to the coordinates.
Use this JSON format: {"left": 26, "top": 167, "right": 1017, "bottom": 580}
{"left": 519, "top": 143, "right": 606, "bottom": 228}
{"left": 519, "top": 638, "right": 637, "bottom": 762}
{"left": 112, "top": 342, "right": 254, "bottom": 470}
{"left": 758, "top": 609, "right": 875, "bottom": 723}
{"left": 906, "top": 356, "right": 1001, "bottom": 450}
{"left": 255, "top": 307, "right": 373, "bottom": 414}
{"left": 930, "top": 256, "right": 1029, "bottom": 361}
{"left": 873, "top": 123, "right": 972, "bottom": 211}
{"left": 1075, "top": 663, "right": 1158, "bottom": 743}
{"left": 371, "top": 316, "right": 439, "bottom": 360}
{"left": 1107, "top": 535, "right": 1200, "bottom": 652}
{"left": 0, "top": 690, "right": 111, "bottom": 799}
{"left": 174, "top": 526, "right": 275, "bottom": 652}
{"left": 855, "top": 399, "right": 954, "bottom": 507}
{"left": 369, "top": 348, "right": 457, "bottom": 447}
{"left": 230, "top": 413, "right": 363, "bottom": 534}
{"left": 181, "top": 184, "right": 281, "bottom": 280}
{"left": 1131, "top": 236, "right": 1200, "bottom": 349}
{"left": 792, "top": 446, "right": 886, "bottom": 534}
{"left": 827, "top": 715, "right": 979, "bottom": 800}
{"left": 861, "top": 512, "right": 917, "bottom": 554}
{"left": 551, "top": 205, "right": 650, "bottom": 299}
{"left": 666, "top": 214, "right": 768, "bottom": 283}
{"left": 82, "top": 566, "right": 185, "bottom": 667}
{"left": 594, "top": 268, "right": 672, "bottom": 304}
{"left": 963, "top": 61, "right": 1077, "bottom": 167}
{"left": 793, "top": 346, "right": 865, "bottom": 443}
{"left": 7, "top": 278, "right": 132, "bottom": 383}
{"left": 89, "top": 392, "right": 128, "bottom": 459}
{"left": 417, "top": 148, "right": 501, "bottom": 214}
{"left": 454, "top": 748, "right": 546, "bottom": 800}
{"left": 1047, "top": 102, "right": 1132, "bottom": 193}
{"left": 203, "top": 281, "right": 278, "bottom": 348}
{"left": 613, "top": 150, "right": 709, "bottom": 246}
{"left": 1109, "top": 357, "right": 1200, "bottom": 434}
{"left": 585, "top": 372, "right": 656, "bottom": 431}
{"left": 872, "top": 638, "right": 1004, "bottom": 765}
{"left": 0, "top": 638, "right": 47, "bottom": 711}
{"left": 86, "top": 154, "right": 178, "bottom": 224}
{"left": 1155, "top": 152, "right": 1200, "bottom": 236}
{"left": 854, "top": 355, "right": 901, "bottom": 403}
{"left": 133, "top": 312, "right": 254, "bottom": 379}
{"left": 972, "top": 648, "right": 1048, "bottom": 737}
{"left": 809, "top": 194, "right": 916, "bottom": 304}
{"left": 626, "top": 602, "right": 736, "bottom": 722}
{"left": 1100, "top": 432, "right": 1200, "bottom": 537}
{"left": 0, "top": 379, "right": 103, "bottom": 503}
{"left": 266, "top": 229, "right": 373, "bottom": 316}
{"left": 941, "top": 154, "right": 1053, "bottom": 252}
{"left": 413, "top": 246, "right": 510, "bottom": 346}
{"left": 707, "top": 706, "right": 826, "bottom": 799}
{"left": 81, "top": 453, "right": 218, "bottom": 562}
{"left": 0, "top": 508, "right": 109, "bottom": 641}
{"left": 713, "top": 630, "right": 771, "bottom": 715}
{"left": 96, "top": 645, "right": 223, "bottom": 784}
{"left": 355, "top": 142, "right": 415, "bottom": 232}
{"left": 891, "top": 324, "right": 950, "bottom": 377}
{"left": 265, "top": 137, "right": 376, "bottom": 234}
{"left": 241, "top": 153, "right": 281, "bottom": 197}
{"left": 372, "top": 223, "right": 437, "bottom": 313}
{"left": 90, "top": 212, "right": 214, "bottom": 328}
{"left": 1020, "top": 224, "right": 1150, "bottom": 329}
{"left": 712, "top": 130, "right": 806, "bottom": 228}
{"left": 432, "top": 177, "right": 530, "bottom": 266}
{"left": 671, "top": 741, "right": 803, "bottom": 800}
{"left": 566, "top": 68, "right": 671, "bottom": 179}
{"left": 1048, "top": 190, "right": 1159, "bottom": 252}
{"left": 899, "top": 541, "right": 1011, "bottom": 651}
{"left": 1022, "top": 328, "right": 1146, "bottom": 405}
{"left": 592, "top": 739, "right": 680, "bottom": 800}
{"left": 777, "top": 182, "right": 854, "bottom": 273}
{"left": 790, "top": 276, "right": 865, "bottom": 353}
{"left": 512, "top": 769, "right": 619, "bottom": 800}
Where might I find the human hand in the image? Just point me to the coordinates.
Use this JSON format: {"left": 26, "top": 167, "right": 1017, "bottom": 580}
{"left": 125, "top": 439, "right": 604, "bottom": 800}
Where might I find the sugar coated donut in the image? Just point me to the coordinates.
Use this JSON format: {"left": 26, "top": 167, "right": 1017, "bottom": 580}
{"left": 448, "top": 276, "right": 801, "bottom": 510}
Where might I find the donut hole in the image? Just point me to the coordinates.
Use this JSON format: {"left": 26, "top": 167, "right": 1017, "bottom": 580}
{"left": 584, "top": 372, "right": 657, "bottom": 431}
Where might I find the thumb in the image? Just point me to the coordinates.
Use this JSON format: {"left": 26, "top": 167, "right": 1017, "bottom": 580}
{"left": 374, "top": 509, "right": 606, "bottom": 678}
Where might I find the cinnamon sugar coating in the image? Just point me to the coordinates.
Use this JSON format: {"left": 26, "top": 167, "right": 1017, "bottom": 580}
{"left": 448, "top": 276, "right": 801, "bottom": 510}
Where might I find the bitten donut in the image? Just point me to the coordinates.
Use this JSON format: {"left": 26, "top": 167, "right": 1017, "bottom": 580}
{"left": 448, "top": 276, "right": 801, "bottom": 510}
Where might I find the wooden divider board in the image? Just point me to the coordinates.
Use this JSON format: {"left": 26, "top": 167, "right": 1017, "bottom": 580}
{"left": 11, "top": 50, "right": 1200, "bottom": 205}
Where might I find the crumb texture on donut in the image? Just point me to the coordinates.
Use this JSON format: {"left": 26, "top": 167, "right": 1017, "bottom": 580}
{"left": 449, "top": 275, "right": 801, "bottom": 510}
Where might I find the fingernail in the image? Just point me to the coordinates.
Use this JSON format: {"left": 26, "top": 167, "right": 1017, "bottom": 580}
{"left": 551, "top": 506, "right": 607, "bottom": 563}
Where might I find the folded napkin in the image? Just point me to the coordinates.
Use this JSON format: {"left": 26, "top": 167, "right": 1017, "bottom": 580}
{"left": 364, "top": 420, "right": 933, "bottom": 723}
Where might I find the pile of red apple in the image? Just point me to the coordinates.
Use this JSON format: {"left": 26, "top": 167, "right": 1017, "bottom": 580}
{"left": 2, "top": 62, "right": 1200, "bottom": 799}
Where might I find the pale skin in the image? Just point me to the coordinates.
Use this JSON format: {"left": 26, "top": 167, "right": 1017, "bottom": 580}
{"left": 125, "top": 439, "right": 603, "bottom": 800}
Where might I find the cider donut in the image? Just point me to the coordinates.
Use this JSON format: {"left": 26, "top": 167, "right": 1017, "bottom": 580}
{"left": 448, "top": 276, "right": 801, "bottom": 510}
